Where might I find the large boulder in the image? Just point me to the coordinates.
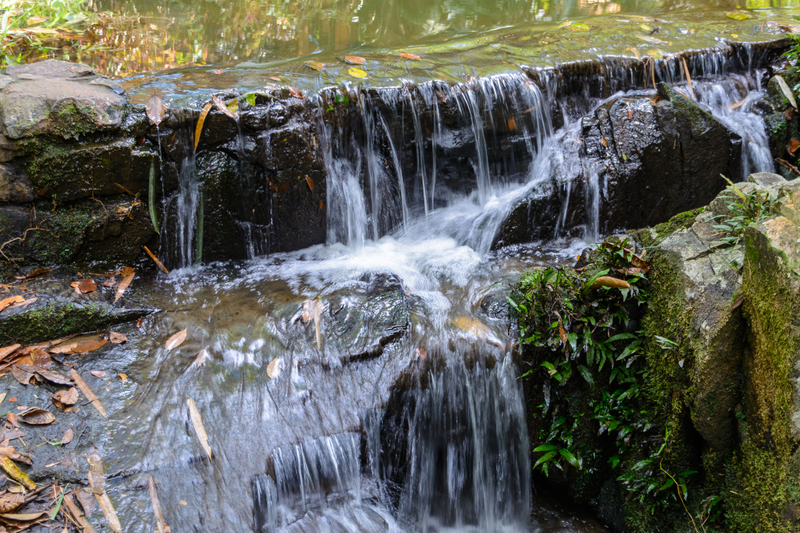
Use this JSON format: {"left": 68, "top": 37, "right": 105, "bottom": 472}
{"left": 495, "top": 83, "right": 743, "bottom": 247}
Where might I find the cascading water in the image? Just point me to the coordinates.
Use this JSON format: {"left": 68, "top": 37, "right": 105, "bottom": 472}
{"left": 112, "top": 48, "right": 782, "bottom": 533}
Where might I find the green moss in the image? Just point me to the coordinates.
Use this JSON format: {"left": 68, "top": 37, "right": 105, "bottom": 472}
{"left": 0, "top": 301, "right": 136, "bottom": 345}
{"left": 49, "top": 103, "right": 101, "bottom": 139}
{"left": 630, "top": 207, "right": 705, "bottom": 248}
{"left": 24, "top": 204, "right": 95, "bottom": 265}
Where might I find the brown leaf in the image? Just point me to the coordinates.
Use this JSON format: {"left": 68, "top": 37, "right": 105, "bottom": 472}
{"left": 0, "top": 492, "right": 24, "bottom": 514}
{"left": 212, "top": 95, "right": 238, "bottom": 119}
{"left": 305, "top": 60, "right": 324, "bottom": 71}
{"left": 61, "top": 428, "right": 73, "bottom": 445}
{"left": 789, "top": 139, "right": 800, "bottom": 156}
{"left": 114, "top": 266, "right": 135, "bottom": 304}
{"left": 268, "top": 76, "right": 281, "bottom": 82}
{"left": 103, "top": 276, "right": 117, "bottom": 288}
{"left": 108, "top": 332, "right": 127, "bottom": 344}
{"left": 187, "top": 398, "right": 213, "bottom": 460}
{"left": 14, "top": 268, "right": 50, "bottom": 280}
{"left": 194, "top": 102, "right": 213, "bottom": 152}
{"left": 305, "top": 176, "right": 315, "bottom": 192}
{"left": 0, "top": 457, "right": 34, "bottom": 490}
{"left": 302, "top": 299, "right": 323, "bottom": 349}
{"left": 50, "top": 334, "right": 108, "bottom": 355}
{"left": 194, "top": 349, "right": 208, "bottom": 367}
{"left": 149, "top": 476, "right": 170, "bottom": 533}
{"left": 266, "top": 357, "right": 281, "bottom": 379}
{"left": 6, "top": 297, "right": 36, "bottom": 311}
{"left": 118, "top": 373, "right": 127, "bottom": 383}
{"left": 70, "top": 278, "right": 97, "bottom": 295}
{"left": 416, "top": 347, "right": 427, "bottom": 361}
{"left": 52, "top": 387, "right": 79, "bottom": 407}
{"left": 75, "top": 489, "right": 95, "bottom": 517}
{"left": 9, "top": 366, "right": 33, "bottom": 386}
{"left": 29, "top": 349, "right": 51, "bottom": 369}
{"left": 165, "top": 329, "right": 187, "bottom": 351}
{"left": 18, "top": 408, "right": 55, "bottom": 425}
{"left": 558, "top": 325, "right": 568, "bottom": 345}
{"left": 70, "top": 371, "right": 107, "bottom": 419}
{"left": 35, "top": 369, "right": 72, "bottom": 386}
{"left": 63, "top": 493, "right": 94, "bottom": 531}
{"left": 588, "top": 276, "right": 632, "bottom": 290}
{"left": 344, "top": 55, "right": 366, "bottom": 65}
{"left": 288, "top": 87, "right": 304, "bottom": 99}
{"left": 144, "top": 246, "right": 170, "bottom": 274}
{"left": 319, "top": 200, "right": 324, "bottom": 210}
{"left": 399, "top": 52, "right": 421, "bottom": 60}
{"left": 0, "top": 346, "right": 20, "bottom": 363}
{"left": 601, "top": 137, "right": 609, "bottom": 148}
{"left": 146, "top": 94, "right": 167, "bottom": 126}
{"left": 785, "top": 108, "right": 795, "bottom": 121}
{"left": 90, "top": 370, "right": 106, "bottom": 378}
{"left": 0, "top": 296, "right": 24, "bottom": 314}
{"left": 5, "top": 413, "right": 18, "bottom": 428}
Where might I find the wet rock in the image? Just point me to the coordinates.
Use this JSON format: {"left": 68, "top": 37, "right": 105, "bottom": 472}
{"left": 0, "top": 60, "right": 127, "bottom": 140}
{"left": 496, "top": 84, "right": 744, "bottom": 246}
{"left": 0, "top": 162, "right": 35, "bottom": 202}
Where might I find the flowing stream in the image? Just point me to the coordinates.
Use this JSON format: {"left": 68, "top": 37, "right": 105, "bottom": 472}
{"left": 96, "top": 55, "right": 775, "bottom": 532}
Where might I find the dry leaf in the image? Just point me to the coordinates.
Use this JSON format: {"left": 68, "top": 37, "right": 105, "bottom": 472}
{"left": 399, "top": 52, "right": 421, "bottom": 60}
{"left": 146, "top": 94, "right": 166, "bottom": 126}
{"left": 0, "top": 346, "right": 19, "bottom": 363}
{"left": 90, "top": 484, "right": 121, "bottom": 532}
{"left": 164, "top": 329, "right": 187, "bottom": 351}
{"left": 90, "top": 370, "right": 105, "bottom": 378}
{"left": 0, "top": 393, "right": 5, "bottom": 405}
{"left": 588, "top": 276, "right": 632, "bottom": 290}
{"left": 302, "top": 299, "right": 323, "bottom": 349}
{"left": 52, "top": 387, "right": 79, "bottom": 408}
{"left": 70, "top": 371, "right": 107, "bottom": 419}
{"left": 305, "top": 176, "right": 315, "bottom": 192}
{"left": 14, "top": 268, "right": 50, "bottom": 280}
{"left": 63, "top": 493, "right": 95, "bottom": 531}
{"left": 74, "top": 489, "right": 95, "bottom": 517}
{"left": 70, "top": 279, "right": 97, "bottom": 295}
{"left": 18, "top": 408, "right": 55, "bottom": 425}
{"left": 344, "top": 55, "right": 366, "bottom": 65}
{"left": 9, "top": 366, "right": 33, "bottom": 386}
{"left": 148, "top": 476, "right": 170, "bottom": 533}
{"left": 50, "top": 334, "right": 108, "bottom": 355}
{"left": 114, "top": 266, "right": 135, "bottom": 304}
{"left": 288, "top": 87, "right": 304, "bottom": 99}
{"left": 6, "top": 297, "right": 36, "bottom": 312}
{"left": 0, "top": 296, "right": 24, "bottom": 313}
{"left": 103, "top": 276, "right": 117, "bottom": 288}
{"left": 0, "top": 492, "right": 24, "bottom": 514}
{"left": 118, "top": 373, "right": 127, "bottom": 383}
{"left": 266, "top": 357, "right": 281, "bottom": 379}
{"left": 416, "top": 347, "right": 427, "bottom": 361}
{"left": 187, "top": 398, "right": 213, "bottom": 460}
{"left": 775, "top": 75, "right": 798, "bottom": 109}
{"left": 681, "top": 56, "right": 694, "bottom": 99}
{"left": 35, "top": 369, "right": 72, "bottom": 386}
{"left": 30, "top": 349, "right": 51, "bottom": 369}
{"left": 60, "top": 428, "right": 73, "bottom": 445}
{"left": 0, "top": 457, "right": 34, "bottom": 490}
{"left": 108, "top": 332, "right": 127, "bottom": 344}
{"left": 268, "top": 76, "right": 281, "bottom": 82}
{"left": 212, "top": 95, "right": 238, "bottom": 119}
{"left": 194, "top": 102, "right": 213, "bottom": 152}
{"left": 305, "top": 60, "right": 324, "bottom": 71}
{"left": 789, "top": 139, "right": 800, "bottom": 156}
{"left": 194, "top": 349, "right": 208, "bottom": 367}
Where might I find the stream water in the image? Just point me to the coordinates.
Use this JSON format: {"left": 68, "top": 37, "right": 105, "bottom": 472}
{"left": 85, "top": 43, "right": 779, "bottom": 531}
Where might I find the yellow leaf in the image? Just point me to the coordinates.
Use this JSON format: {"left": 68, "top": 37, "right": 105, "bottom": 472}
{"left": 212, "top": 95, "right": 238, "bottom": 119}
{"left": 0, "top": 456, "right": 35, "bottom": 490}
{"left": 194, "top": 102, "right": 213, "bottom": 152}
{"left": 726, "top": 12, "right": 749, "bottom": 20}
{"left": 187, "top": 398, "right": 213, "bottom": 460}
{"left": 348, "top": 67, "right": 367, "bottom": 79}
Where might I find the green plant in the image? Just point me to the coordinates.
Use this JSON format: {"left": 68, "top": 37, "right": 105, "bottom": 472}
{"left": 711, "top": 176, "right": 775, "bottom": 250}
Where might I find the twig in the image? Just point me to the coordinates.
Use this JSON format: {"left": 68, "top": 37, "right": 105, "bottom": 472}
{"left": 144, "top": 246, "right": 169, "bottom": 274}
{"left": 777, "top": 158, "right": 800, "bottom": 176}
{"left": 660, "top": 460, "right": 704, "bottom": 533}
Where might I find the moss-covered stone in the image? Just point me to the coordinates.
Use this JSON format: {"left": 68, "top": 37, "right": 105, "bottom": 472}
{"left": 629, "top": 206, "right": 705, "bottom": 249}
{"left": 0, "top": 300, "right": 149, "bottom": 345}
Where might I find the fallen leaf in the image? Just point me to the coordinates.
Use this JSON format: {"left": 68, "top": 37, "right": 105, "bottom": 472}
{"left": 637, "top": 34, "right": 669, "bottom": 45}
{"left": 63, "top": 493, "right": 95, "bottom": 531}
{"left": 9, "top": 366, "right": 33, "bottom": 386}
{"left": 305, "top": 176, "right": 315, "bottom": 192}
{"left": 146, "top": 93, "right": 167, "bottom": 126}
{"left": 180, "top": 500, "right": 187, "bottom": 505}
{"left": 194, "top": 349, "right": 208, "bottom": 367}
{"left": 212, "top": 95, "right": 238, "bottom": 119}
{"left": 118, "top": 373, "right": 127, "bottom": 383}
{"left": 0, "top": 457, "right": 34, "bottom": 490}
{"left": 302, "top": 299, "right": 324, "bottom": 349}
{"left": 0, "top": 393, "right": 5, "bottom": 405}
{"left": 319, "top": 200, "right": 325, "bottom": 209}
{"left": 35, "top": 369, "right": 73, "bottom": 386}
{"left": 416, "top": 347, "right": 427, "bottom": 361}
{"left": 0, "top": 296, "right": 23, "bottom": 313}
{"left": 726, "top": 12, "right": 749, "bottom": 20}
{"left": 348, "top": 67, "right": 367, "bottom": 79}
{"left": 60, "top": 428, "right": 73, "bottom": 445}
{"left": 790, "top": 139, "right": 800, "bottom": 156}
{"left": 558, "top": 325, "right": 568, "bottom": 345}
{"left": 89, "top": 473, "right": 121, "bottom": 533}
{"left": 114, "top": 267, "right": 135, "bottom": 304}
{"left": 305, "top": 60, "right": 324, "bottom": 71}
{"left": 0, "top": 492, "right": 24, "bottom": 514}
{"left": 108, "top": 332, "right": 127, "bottom": 344}
{"left": 70, "top": 279, "right": 97, "bottom": 295}
{"left": 569, "top": 22, "right": 590, "bottom": 31}
{"left": 187, "top": 398, "right": 213, "bottom": 460}
{"left": 775, "top": 75, "right": 798, "bottom": 109}
{"left": 103, "top": 276, "right": 117, "bottom": 288}
{"left": 288, "top": 87, "right": 304, "bottom": 99}
{"left": 266, "top": 357, "right": 281, "bottom": 379}
{"left": 601, "top": 137, "right": 608, "bottom": 148}
{"left": 344, "top": 55, "right": 366, "bottom": 65}
{"left": 165, "top": 329, "right": 187, "bottom": 351}
{"left": 50, "top": 334, "right": 108, "bottom": 355}
{"left": 30, "top": 349, "right": 51, "bottom": 369}
{"left": 70, "top": 371, "right": 107, "bottom": 419}
{"left": 451, "top": 316, "right": 489, "bottom": 338}
{"left": 6, "top": 412, "right": 18, "bottom": 427}
{"left": 588, "top": 276, "right": 632, "bottom": 290}
{"left": 0, "top": 346, "right": 19, "bottom": 363}
{"left": 18, "top": 408, "right": 55, "bottom": 425}
{"left": 144, "top": 246, "right": 170, "bottom": 274}
{"left": 149, "top": 476, "right": 170, "bottom": 533}
{"left": 681, "top": 56, "right": 694, "bottom": 99}
{"left": 0, "top": 511, "right": 46, "bottom": 520}
{"left": 399, "top": 52, "right": 421, "bottom": 60}
{"left": 14, "top": 268, "right": 50, "bottom": 280}
{"left": 194, "top": 102, "right": 213, "bottom": 152}
{"left": 75, "top": 489, "right": 95, "bottom": 517}
{"left": 90, "top": 371, "right": 105, "bottom": 378}
{"left": 268, "top": 76, "right": 281, "bottom": 82}
{"left": 6, "top": 297, "right": 36, "bottom": 311}
{"left": 52, "top": 387, "right": 79, "bottom": 408}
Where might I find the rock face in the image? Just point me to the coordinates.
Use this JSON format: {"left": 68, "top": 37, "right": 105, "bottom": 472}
{"left": 495, "top": 83, "right": 744, "bottom": 247}
{"left": 519, "top": 172, "right": 800, "bottom": 532}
